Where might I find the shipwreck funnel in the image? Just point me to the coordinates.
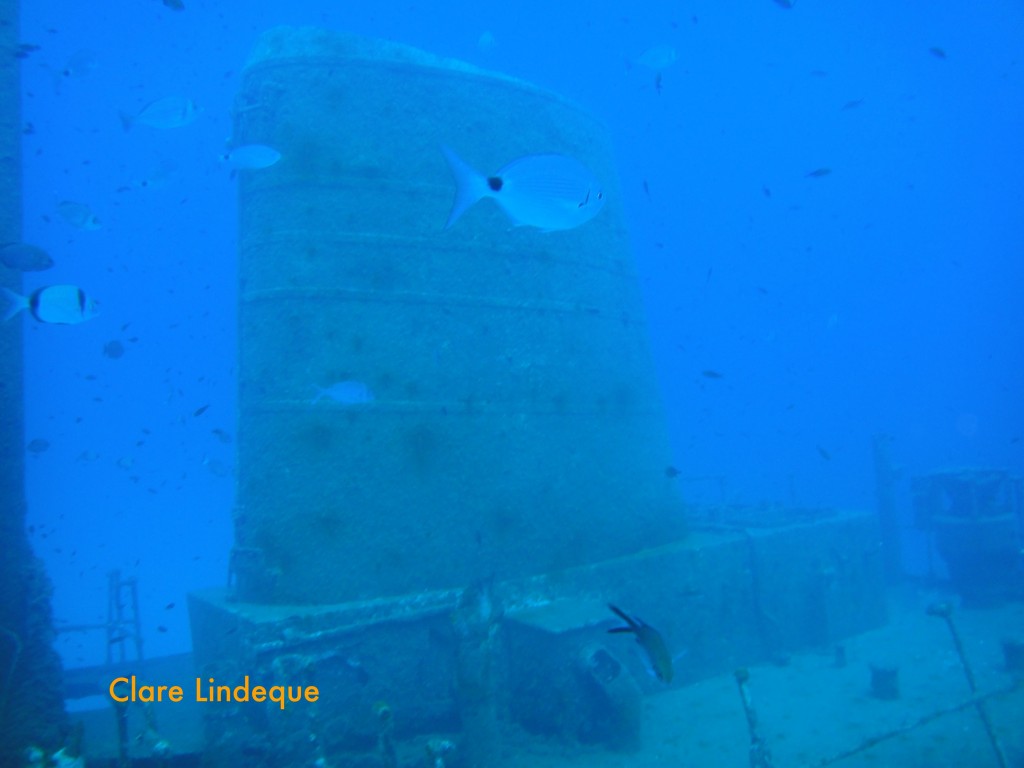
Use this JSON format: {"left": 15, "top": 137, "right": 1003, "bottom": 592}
{"left": 232, "top": 27, "right": 684, "bottom": 604}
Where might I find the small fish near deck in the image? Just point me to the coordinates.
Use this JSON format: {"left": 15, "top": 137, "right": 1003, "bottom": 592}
{"left": 607, "top": 604, "right": 674, "bottom": 683}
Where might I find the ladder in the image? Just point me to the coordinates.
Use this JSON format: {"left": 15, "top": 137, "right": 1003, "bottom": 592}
{"left": 105, "top": 570, "right": 144, "bottom": 666}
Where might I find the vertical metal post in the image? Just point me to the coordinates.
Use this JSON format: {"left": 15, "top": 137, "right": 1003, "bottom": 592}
{"left": 872, "top": 434, "right": 901, "bottom": 582}
{"left": 0, "top": 0, "right": 68, "bottom": 758}
{"left": 106, "top": 571, "right": 117, "bottom": 666}
{"left": 129, "top": 576, "right": 144, "bottom": 663}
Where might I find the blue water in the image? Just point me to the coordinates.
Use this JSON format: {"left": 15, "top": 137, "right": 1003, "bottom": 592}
{"left": 17, "top": 0, "right": 1023, "bottom": 678}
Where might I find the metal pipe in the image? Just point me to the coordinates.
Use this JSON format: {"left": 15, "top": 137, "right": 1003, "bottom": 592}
{"left": 818, "top": 681, "right": 1019, "bottom": 767}
{"left": 927, "top": 602, "right": 1009, "bottom": 768}
{"left": 733, "top": 668, "right": 775, "bottom": 768}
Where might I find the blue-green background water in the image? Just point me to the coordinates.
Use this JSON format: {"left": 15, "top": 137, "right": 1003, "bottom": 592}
{"left": 16, "top": 1, "right": 1023, "bottom": 669}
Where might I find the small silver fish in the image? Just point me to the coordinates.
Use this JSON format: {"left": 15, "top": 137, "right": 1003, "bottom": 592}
{"left": 203, "top": 456, "right": 232, "bottom": 477}
{"left": 51, "top": 49, "right": 99, "bottom": 93}
{"left": 477, "top": 30, "right": 497, "bottom": 52}
{"left": 220, "top": 144, "right": 281, "bottom": 170}
{"left": 56, "top": 200, "right": 101, "bottom": 230}
{"left": 636, "top": 44, "right": 677, "bottom": 71}
{"left": 441, "top": 145, "right": 605, "bottom": 232}
{"left": 61, "top": 49, "right": 99, "bottom": 78}
{"left": 2, "top": 284, "right": 100, "bottom": 324}
{"left": 0, "top": 242, "right": 54, "bottom": 271}
{"left": 311, "top": 381, "right": 374, "bottom": 406}
{"left": 120, "top": 96, "right": 200, "bottom": 131}
{"left": 117, "top": 162, "right": 177, "bottom": 193}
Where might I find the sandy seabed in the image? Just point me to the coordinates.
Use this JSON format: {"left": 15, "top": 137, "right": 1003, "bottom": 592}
{"left": 503, "top": 589, "right": 1023, "bottom": 768}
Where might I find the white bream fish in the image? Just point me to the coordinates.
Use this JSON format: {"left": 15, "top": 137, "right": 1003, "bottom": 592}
{"left": 51, "top": 49, "right": 99, "bottom": 93}
{"left": 220, "top": 144, "right": 281, "bottom": 170}
{"left": 117, "top": 161, "right": 178, "bottom": 193}
{"left": 2, "top": 284, "right": 100, "bottom": 324}
{"left": 120, "top": 96, "right": 200, "bottom": 131}
{"left": 56, "top": 200, "right": 101, "bottom": 230}
{"left": 440, "top": 145, "right": 605, "bottom": 232}
{"left": 311, "top": 381, "right": 374, "bottom": 406}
